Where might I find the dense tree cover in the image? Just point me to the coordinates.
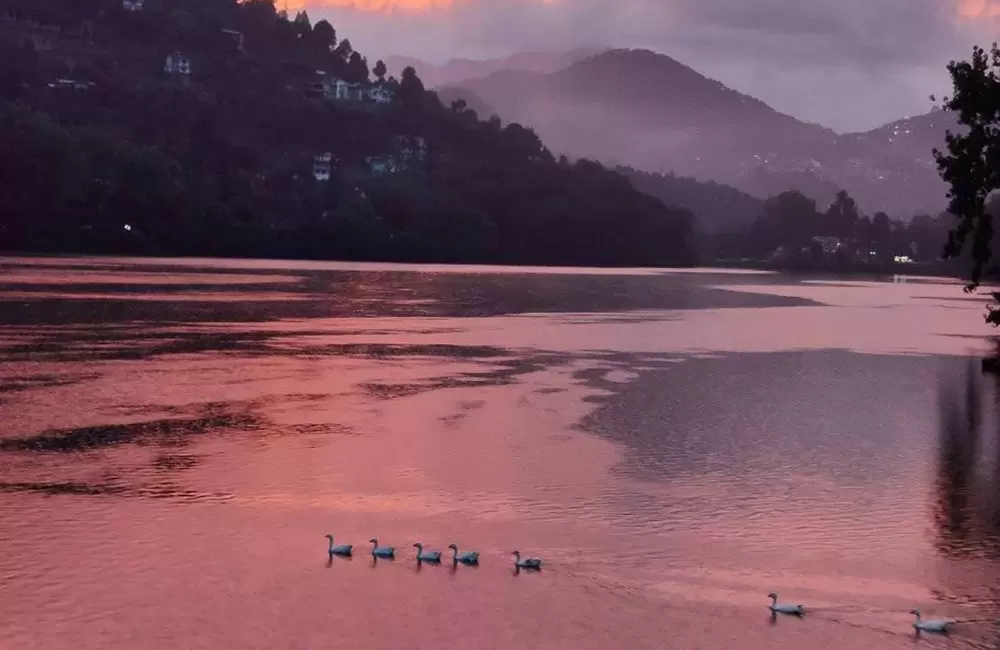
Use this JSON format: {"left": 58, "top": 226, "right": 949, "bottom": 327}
{"left": 609, "top": 166, "right": 963, "bottom": 272}
{"left": 0, "top": 0, "right": 696, "bottom": 266}
{"left": 933, "top": 44, "right": 1000, "bottom": 324}
{"left": 709, "top": 188, "right": 960, "bottom": 270}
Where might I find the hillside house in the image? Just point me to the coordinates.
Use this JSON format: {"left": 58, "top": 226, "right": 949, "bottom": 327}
{"left": 323, "top": 78, "right": 364, "bottom": 102}
{"left": 319, "top": 78, "right": 394, "bottom": 107}
{"left": 368, "top": 85, "right": 393, "bottom": 105}
{"left": 164, "top": 52, "right": 191, "bottom": 76}
{"left": 365, "top": 155, "right": 397, "bottom": 176}
{"left": 122, "top": 0, "right": 144, "bottom": 11}
{"left": 313, "top": 153, "right": 334, "bottom": 182}
{"left": 395, "top": 135, "right": 427, "bottom": 166}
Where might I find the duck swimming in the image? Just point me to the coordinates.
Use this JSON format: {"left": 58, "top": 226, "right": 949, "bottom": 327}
{"left": 369, "top": 538, "right": 396, "bottom": 558}
{"left": 767, "top": 593, "right": 805, "bottom": 616}
{"left": 910, "top": 609, "right": 952, "bottom": 634}
{"left": 413, "top": 543, "right": 442, "bottom": 563}
{"left": 512, "top": 550, "right": 542, "bottom": 569}
{"left": 325, "top": 535, "right": 352, "bottom": 557}
{"left": 448, "top": 544, "right": 479, "bottom": 565}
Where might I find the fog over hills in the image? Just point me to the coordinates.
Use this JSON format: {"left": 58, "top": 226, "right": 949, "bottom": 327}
{"left": 384, "top": 47, "right": 604, "bottom": 89}
{"left": 429, "top": 48, "right": 956, "bottom": 217}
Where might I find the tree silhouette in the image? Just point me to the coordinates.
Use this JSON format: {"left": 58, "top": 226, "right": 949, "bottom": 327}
{"left": 373, "top": 59, "right": 387, "bottom": 82}
{"left": 347, "top": 52, "right": 368, "bottom": 83}
{"left": 934, "top": 43, "right": 1000, "bottom": 323}
{"left": 824, "top": 190, "right": 859, "bottom": 238}
{"left": 292, "top": 10, "right": 311, "bottom": 39}
{"left": 332, "top": 38, "right": 352, "bottom": 62}
{"left": 751, "top": 190, "right": 818, "bottom": 252}
{"left": 399, "top": 66, "right": 425, "bottom": 108}
{"left": 312, "top": 19, "right": 335, "bottom": 48}
{"left": 871, "top": 211, "right": 892, "bottom": 261}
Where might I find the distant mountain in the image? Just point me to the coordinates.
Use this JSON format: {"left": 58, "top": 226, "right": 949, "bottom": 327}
{"left": 834, "top": 109, "right": 960, "bottom": 210}
{"left": 617, "top": 167, "right": 764, "bottom": 233}
{"left": 445, "top": 48, "right": 955, "bottom": 217}
{"left": 843, "top": 109, "right": 959, "bottom": 158}
{"left": 384, "top": 47, "right": 605, "bottom": 89}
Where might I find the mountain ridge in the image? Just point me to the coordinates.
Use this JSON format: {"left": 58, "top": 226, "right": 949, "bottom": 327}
{"left": 384, "top": 46, "right": 605, "bottom": 89}
{"left": 440, "top": 48, "right": 952, "bottom": 216}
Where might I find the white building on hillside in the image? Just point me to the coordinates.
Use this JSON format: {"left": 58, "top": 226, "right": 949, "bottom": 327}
{"left": 368, "top": 85, "right": 393, "bottom": 105}
{"left": 313, "top": 152, "right": 333, "bottom": 182}
{"left": 164, "top": 52, "right": 192, "bottom": 76}
{"left": 324, "top": 78, "right": 363, "bottom": 102}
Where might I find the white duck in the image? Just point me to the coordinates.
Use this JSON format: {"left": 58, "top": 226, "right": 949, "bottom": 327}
{"left": 369, "top": 538, "right": 395, "bottom": 558}
{"left": 910, "top": 609, "right": 952, "bottom": 634}
{"left": 325, "top": 534, "right": 353, "bottom": 557}
{"left": 512, "top": 550, "right": 542, "bottom": 569}
{"left": 413, "top": 543, "right": 442, "bottom": 563}
{"left": 767, "top": 593, "right": 805, "bottom": 616}
{"left": 448, "top": 544, "right": 479, "bottom": 565}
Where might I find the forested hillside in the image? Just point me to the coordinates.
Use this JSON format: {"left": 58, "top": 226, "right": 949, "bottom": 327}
{"left": 0, "top": 0, "right": 696, "bottom": 266}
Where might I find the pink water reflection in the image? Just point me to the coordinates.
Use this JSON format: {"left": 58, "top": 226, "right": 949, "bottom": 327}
{"left": 0, "top": 259, "right": 998, "bottom": 649}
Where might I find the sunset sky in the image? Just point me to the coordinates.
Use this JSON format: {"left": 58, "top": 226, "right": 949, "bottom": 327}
{"left": 293, "top": 0, "right": 1000, "bottom": 131}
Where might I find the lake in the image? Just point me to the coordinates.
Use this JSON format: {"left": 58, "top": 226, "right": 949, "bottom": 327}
{"left": 1, "top": 256, "right": 999, "bottom": 649}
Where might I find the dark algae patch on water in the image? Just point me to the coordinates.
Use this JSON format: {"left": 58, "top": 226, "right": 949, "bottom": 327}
{"left": 0, "top": 411, "right": 261, "bottom": 452}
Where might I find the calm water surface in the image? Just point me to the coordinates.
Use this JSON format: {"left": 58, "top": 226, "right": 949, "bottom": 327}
{"left": 2, "top": 256, "right": 1000, "bottom": 649}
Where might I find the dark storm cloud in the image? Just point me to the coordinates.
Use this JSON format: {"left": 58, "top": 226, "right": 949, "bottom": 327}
{"left": 306, "top": 0, "right": 997, "bottom": 130}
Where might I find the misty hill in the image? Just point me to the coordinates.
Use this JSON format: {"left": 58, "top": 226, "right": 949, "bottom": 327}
{"left": 837, "top": 109, "right": 959, "bottom": 197}
{"left": 446, "top": 48, "right": 952, "bottom": 217}
{"left": 385, "top": 47, "right": 603, "bottom": 89}
{"left": 616, "top": 167, "right": 763, "bottom": 233}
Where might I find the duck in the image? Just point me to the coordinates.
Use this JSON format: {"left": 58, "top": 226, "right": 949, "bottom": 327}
{"left": 767, "top": 593, "right": 805, "bottom": 616}
{"left": 413, "top": 543, "right": 442, "bottom": 563}
{"left": 448, "top": 544, "right": 480, "bottom": 565}
{"left": 324, "top": 534, "right": 353, "bottom": 557}
{"left": 910, "top": 609, "right": 952, "bottom": 634}
{"left": 368, "top": 538, "right": 395, "bottom": 558}
{"left": 512, "top": 550, "right": 542, "bottom": 569}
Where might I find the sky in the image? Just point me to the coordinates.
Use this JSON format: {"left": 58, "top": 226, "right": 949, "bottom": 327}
{"left": 290, "top": 0, "right": 1000, "bottom": 132}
